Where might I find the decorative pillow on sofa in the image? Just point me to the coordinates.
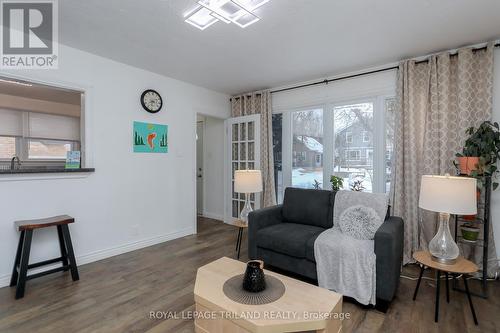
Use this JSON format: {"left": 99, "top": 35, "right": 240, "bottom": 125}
{"left": 338, "top": 205, "right": 382, "bottom": 240}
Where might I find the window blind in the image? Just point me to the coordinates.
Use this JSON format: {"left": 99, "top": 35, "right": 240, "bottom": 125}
{"left": 28, "top": 112, "right": 80, "bottom": 141}
{"left": 0, "top": 108, "right": 23, "bottom": 136}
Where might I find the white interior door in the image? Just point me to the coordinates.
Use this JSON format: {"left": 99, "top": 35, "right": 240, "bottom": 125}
{"left": 224, "top": 114, "right": 261, "bottom": 223}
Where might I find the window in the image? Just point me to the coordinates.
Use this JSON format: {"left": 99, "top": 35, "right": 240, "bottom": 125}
{"left": 272, "top": 113, "right": 283, "bottom": 203}
{"left": 345, "top": 150, "right": 361, "bottom": 160}
{"left": 0, "top": 78, "right": 82, "bottom": 166}
{"left": 334, "top": 102, "right": 374, "bottom": 192}
{"left": 345, "top": 132, "right": 353, "bottom": 144}
{"left": 292, "top": 109, "right": 323, "bottom": 189}
{"left": 0, "top": 110, "right": 80, "bottom": 162}
{"left": 0, "top": 136, "right": 16, "bottom": 159}
{"left": 363, "top": 131, "right": 370, "bottom": 142}
{"left": 273, "top": 92, "right": 395, "bottom": 199}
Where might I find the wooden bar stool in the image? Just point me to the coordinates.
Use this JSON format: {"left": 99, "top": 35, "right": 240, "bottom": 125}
{"left": 10, "top": 215, "right": 79, "bottom": 299}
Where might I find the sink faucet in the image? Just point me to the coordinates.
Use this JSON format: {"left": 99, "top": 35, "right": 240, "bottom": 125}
{"left": 10, "top": 156, "right": 21, "bottom": 170}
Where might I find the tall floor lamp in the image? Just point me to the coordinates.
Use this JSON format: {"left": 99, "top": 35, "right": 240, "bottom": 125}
{"left": 419, "top": 174, "right": 477, "bottom": 264}
{"left": 235, "top": 170, "right": 263, "bottom": 224}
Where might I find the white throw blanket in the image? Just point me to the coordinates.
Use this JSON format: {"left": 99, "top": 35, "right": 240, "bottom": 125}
{"left": 314, "top": 191, "right": 388, "bottom": 305}
{"left": 314, "top": 228, "right": 376, "bottom": 305}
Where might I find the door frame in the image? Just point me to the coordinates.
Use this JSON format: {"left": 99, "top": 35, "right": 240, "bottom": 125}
{"left": 196, "top": 119, "right": 205, "bottom": 216}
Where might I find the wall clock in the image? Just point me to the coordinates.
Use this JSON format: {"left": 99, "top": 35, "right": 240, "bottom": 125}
{"left": 140, "top": 89, "right": 163, "bottom": 113}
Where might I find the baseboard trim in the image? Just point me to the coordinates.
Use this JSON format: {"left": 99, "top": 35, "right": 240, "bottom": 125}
{"left": 201, "top": 212, "right": 224, "bottom": 221}
{"left": 0, "top": 227, "right": 194, "bottom": 288}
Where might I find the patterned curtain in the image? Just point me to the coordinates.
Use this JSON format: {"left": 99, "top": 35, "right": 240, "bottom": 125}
{"left": 231, "top": 91, "right": 277, "bottom": 207}
{"left": 391, "top": 43, "right": 498, "bottom": 275}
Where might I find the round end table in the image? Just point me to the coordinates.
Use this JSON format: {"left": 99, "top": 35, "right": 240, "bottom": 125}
{"left": 412, "top": 251, "right": 478, "bottom": 325}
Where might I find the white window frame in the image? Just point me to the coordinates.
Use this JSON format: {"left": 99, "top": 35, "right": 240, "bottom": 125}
{"left": 274, "top": 94, "right": 395, "bottom": 196}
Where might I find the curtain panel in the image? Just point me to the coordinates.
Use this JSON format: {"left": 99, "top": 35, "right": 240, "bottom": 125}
{"left": 391, "top": 43, "right": 498, "bottom": 275}
{"left": 231, "top": 91, "right": 277, "bottom": 208}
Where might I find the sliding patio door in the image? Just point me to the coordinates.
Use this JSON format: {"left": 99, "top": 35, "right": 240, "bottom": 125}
{"left": 224, "top": 114, "right": 261, "bottom": 223}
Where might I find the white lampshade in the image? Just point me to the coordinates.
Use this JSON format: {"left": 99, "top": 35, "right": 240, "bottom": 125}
{"left": 235, "top": 170, "right": 263, "bottom": 193}
{"left": 419, "top": 175, "right": 477, "bottom": 215}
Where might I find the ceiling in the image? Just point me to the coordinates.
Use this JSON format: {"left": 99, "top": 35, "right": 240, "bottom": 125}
{"left": 59, "top": 0, "right": 500, "bottom": 95}
{"left": 0, "top": 78, "right": 81, "bottom": 105}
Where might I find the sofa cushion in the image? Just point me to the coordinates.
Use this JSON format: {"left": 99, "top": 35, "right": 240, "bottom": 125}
{"left": 256, "top": 223, "right": 325, "bottom": 259}
{"left": 282, "top": 188, "right": 334, "bottom": 228}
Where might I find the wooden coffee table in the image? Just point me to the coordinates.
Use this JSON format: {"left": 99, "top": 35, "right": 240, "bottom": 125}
{"left": 194, "top": 257, "right": 343, "bottom": 333}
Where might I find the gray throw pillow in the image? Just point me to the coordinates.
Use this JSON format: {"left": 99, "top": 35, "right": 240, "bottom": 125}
{"left": 338, "top": 205, "right": 382, "bottom": 240}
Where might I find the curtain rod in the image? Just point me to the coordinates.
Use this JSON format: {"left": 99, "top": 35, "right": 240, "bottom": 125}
{"left": 270, "top": 42, "right": 500, "bottom": 95}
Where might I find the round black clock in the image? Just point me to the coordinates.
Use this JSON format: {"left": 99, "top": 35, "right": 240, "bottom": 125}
{"left": 140, "top": 89, "right": 163, "bottom": 113}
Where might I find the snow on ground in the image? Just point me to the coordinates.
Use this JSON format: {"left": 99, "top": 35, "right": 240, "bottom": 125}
{"left": 292, "top": 167, "right": 373, "bottom": 191}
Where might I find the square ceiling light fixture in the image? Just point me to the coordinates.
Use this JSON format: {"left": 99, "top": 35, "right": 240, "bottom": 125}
{"left": 184, "top": 0, "right": 269, "bottom": 30}
{"left": 184, "top": 6, "right": 219, "bottom": 30}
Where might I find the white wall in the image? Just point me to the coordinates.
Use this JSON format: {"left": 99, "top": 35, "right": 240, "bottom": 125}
{"left": 0, "top": 44, "right": 229, "bottom": 287}
{"left": 491, "top": 48, "right": 500, "bottom": 259}
{"left": 201, "top": 116, "right": 225, "bottom": 220}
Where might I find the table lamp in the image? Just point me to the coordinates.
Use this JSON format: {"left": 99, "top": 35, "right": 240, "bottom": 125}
{"left": 234, "top": 170, "right": 263, "bottom": 224}
{"left": 419, "top": 174, "right": 477, "bottom": 264}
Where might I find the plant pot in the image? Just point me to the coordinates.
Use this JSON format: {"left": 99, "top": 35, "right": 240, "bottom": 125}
{"left": 457, "top": 156, "right": 479, "bottom": 175}
{"left": 461, "top": 225, "right": 480, "bottom": 242}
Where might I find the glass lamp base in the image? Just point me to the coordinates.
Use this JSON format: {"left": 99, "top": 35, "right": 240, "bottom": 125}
{"left": 428, "top": 212, "right": 459, "bottom": 265}
{"left": 239, "top": 194, "right": 252, "bottom": 225}
{"left": 431, "top": 254, "right": 457, "bottom": 265}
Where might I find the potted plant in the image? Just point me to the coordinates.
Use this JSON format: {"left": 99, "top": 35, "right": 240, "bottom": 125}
{"left": 350, "top": 179, "right": 365, "bottom": 192}
{"left": 330, "top": 175, "right": 344, "bottom": 191}
{"left": 461, "top": 222, "right": 480, "bottom": 242}
{"left": 455, "top": 121, "right": 500, "bottom": 190}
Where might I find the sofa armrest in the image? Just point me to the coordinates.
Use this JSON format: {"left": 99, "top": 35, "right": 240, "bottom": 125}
{"left": 248, "top": 204, "right": 283, "bottom": 259}
{"left": 374, "top": 216, "right": 404, "bottom": 302}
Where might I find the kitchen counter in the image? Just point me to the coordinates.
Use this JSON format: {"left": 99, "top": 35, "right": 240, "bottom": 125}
{"left": 0, "top": 168, "right": 95, "bottom": 174}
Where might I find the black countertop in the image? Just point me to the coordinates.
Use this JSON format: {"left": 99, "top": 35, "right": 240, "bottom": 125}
{"left": 0, "top": 168, "right": 95, "bottom": 174}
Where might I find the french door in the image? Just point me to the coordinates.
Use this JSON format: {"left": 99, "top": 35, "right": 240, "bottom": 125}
{"left": 224, "top": 114, "right": 261, "bottom": 223}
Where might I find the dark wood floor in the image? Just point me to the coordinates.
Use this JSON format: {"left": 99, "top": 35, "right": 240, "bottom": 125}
{"left": 0, "top": 217, "right": 499, "bottom": 333}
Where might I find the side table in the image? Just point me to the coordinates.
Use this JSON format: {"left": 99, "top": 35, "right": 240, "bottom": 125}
{"left": 412, "top": 251, "right": 478, "bottom": 325}
{"left": 232, "top": 219, "right": 248, "bottom": 259}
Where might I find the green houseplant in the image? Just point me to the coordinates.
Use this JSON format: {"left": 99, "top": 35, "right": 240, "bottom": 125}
{"left": 456, "top": 121, "right": 500, "bottom": 190}
{"left": 330, "top": 175, "right": 344, "bottom": 191}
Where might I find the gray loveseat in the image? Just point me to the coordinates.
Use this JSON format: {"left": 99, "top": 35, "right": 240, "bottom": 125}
{"left": 248, "top": 187, "right": 404, "bottom": 312}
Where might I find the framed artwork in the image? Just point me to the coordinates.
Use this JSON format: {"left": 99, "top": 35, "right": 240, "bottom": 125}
{"left": 133, "top": 121, "right": 168, "bottom": 153}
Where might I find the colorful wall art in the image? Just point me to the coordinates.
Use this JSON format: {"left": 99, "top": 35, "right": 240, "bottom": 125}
{"left": 133, "top": 121, "right": 168, "bottom": 153}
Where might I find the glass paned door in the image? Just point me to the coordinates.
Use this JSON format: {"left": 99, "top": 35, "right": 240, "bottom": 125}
{"left": 225, "top": 114, "right": 261, "bottom": 223}
{"left": 333, "top": 102, "right": 374, "bottom": 192}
